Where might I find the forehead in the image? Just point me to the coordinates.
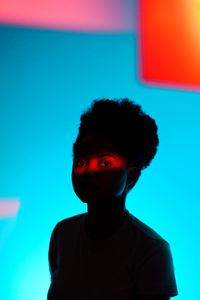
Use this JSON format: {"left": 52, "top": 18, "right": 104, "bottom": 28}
{"left": 74, "top": 134, "right": 124, "bottom": 158}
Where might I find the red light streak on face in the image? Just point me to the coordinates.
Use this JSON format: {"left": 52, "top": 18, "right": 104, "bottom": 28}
{"left": 73, "top": 153, "right": 127, "bottom": 176}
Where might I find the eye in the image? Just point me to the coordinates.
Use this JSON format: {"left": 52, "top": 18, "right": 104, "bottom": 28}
{"left": 74, "top": 159, "right": 87, "bottom": 168}
{"left": 99, "top": 160, "right": 112, "bottom": 167}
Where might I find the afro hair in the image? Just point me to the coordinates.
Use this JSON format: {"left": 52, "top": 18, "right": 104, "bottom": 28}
{"left": 73, "top": 98, "right": 159, "bottom": 171}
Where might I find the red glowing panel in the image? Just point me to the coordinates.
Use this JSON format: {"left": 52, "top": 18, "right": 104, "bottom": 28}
{"left": 138, "top": 0, "right": 200, "bottom": 90}
{"left": 0, "top": 198, "right": 20, "bottom": 218}
{"left": 0, "top": 0, "right": 133, "bottom": 32}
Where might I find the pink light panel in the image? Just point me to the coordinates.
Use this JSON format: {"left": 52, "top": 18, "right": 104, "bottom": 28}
{"left": 0, "top": 198, "right": 20, "bottom": 218}
{"left": 0, "top": 0, "right": 134, "bottom": 32}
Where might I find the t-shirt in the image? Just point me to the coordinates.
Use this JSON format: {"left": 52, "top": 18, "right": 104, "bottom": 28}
{"left": 47, "top": 209, "right": 178, "bottom": 300}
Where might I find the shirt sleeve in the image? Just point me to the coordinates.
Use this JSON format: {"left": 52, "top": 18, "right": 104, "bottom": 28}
{"left": 135, "top": 241, "right": 178, "bottom": 297}
{"left": 48, "top": 223, "right": 59, "bottom": 280}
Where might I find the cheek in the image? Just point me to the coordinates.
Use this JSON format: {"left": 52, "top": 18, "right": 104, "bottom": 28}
{"left": 72, "top": 172, "right": 80, "bottom": 192}
{"left": 93, "top": 169, "right": 128, "bottom": 197}
{"left": 72, "top": 168, "right": 128, "bottom": 199}
{"left": 106, "top": 171, "right": 128, "bottom": 194}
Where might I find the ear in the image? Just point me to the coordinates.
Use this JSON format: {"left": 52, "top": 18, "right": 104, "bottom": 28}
{"left": 126, "top": 166, "right": 141, "bottom": 189}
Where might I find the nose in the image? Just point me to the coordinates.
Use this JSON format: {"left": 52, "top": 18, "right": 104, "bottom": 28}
{"left": 83, "top": 159, "right": 97, "bottom": 173}
{"left": 77, "top": 159, "right": 99, "bottom": 186}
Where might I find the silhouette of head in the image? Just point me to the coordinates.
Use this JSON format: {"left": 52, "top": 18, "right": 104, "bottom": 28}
{"left": 72, "top": 99, "right": 159, "bottom": 203}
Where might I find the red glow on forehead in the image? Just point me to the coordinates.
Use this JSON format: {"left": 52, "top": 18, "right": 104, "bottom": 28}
{"left": 0, "top": 198, "right": 20, "bottom": 218}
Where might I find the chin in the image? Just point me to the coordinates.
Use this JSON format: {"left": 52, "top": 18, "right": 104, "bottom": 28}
{"left": 78, "top": 194, "right": 103, "bottom": 204}
{"left": 74, "top": 189, "right": 98, "bottom": 202}
{"left": 76, "top": 192, "right": 93, "bottom": 203}
{"left": 79, "top": 197, "right": 89, "bottom": 203}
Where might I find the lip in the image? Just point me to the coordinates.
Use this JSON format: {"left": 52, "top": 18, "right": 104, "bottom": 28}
{"left": 80, "top": 183, "right": 98, "bottom": 189}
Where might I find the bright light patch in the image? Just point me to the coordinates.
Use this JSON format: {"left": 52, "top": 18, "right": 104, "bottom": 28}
{"left": 0, "top": 198, "right": 20, "bottom": 218}
{"left": 138, "top": 0, "right": 200, "bottom": 91}
{"left": 0, "top": 0, "right": 134, "bottom": 32}
{"left": 11, "top": 242, "right": 50, "bottom": 300}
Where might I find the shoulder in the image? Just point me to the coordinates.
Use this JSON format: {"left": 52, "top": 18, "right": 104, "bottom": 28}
{"left": 53, "top": 212, "right": 86, "bottom": 236}
{"left": 134, "top": 296, "right": 170, "bottom": 300}
{"left": 126, "top": 214, "right": 178, "bottom": 297}
{"left": 58, "top": 212, "right": 86, "bottom": 226}
{"left": 127, "top": 211, "right": 168, "bottom": 243}
{"left": 127, "top": 211, "right": 172, "bottom": 264}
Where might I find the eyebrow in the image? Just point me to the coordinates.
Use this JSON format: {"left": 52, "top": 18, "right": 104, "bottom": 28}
{"left": 74, "top": 153, "right": 118, "bottom": 159}
{"left": 96, "top": 153, "right": 117, "bottom": 158}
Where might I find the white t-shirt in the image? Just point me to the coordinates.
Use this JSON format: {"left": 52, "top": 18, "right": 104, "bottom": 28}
{"left": 47, "top": 209, "right": 178, "bottom": 299}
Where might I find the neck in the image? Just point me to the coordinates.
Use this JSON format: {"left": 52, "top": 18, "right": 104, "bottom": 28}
{"left": 84, "top": 197, "right": 127, "bottom": 239}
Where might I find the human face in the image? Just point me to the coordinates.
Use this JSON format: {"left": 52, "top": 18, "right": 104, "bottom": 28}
{"left": 72, "top": 134, "right": 132, "bottom": 204}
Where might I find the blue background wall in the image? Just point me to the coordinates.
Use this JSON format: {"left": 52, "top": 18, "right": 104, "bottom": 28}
{"left": 0, "top": 19, "right": 200, "bottom": 300}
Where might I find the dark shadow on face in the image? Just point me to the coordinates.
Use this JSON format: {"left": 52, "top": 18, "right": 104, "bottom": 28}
{"left": 72, "top": 134, "right": 135, "bottom": 206}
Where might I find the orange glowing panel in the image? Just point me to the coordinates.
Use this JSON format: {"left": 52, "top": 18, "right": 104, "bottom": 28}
{"left": 0, "top": 198, "right": 20, "bottom": 218}
{"left": 138, "top": 0, "right": 200, "bottom": 90}
{"left": 0, "top": 0, "right": 134, "bottom": 32}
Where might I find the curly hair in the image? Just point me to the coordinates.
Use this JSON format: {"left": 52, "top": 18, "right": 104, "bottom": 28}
{"left": 73, "top": 98, "right": 159, "bottom": 171}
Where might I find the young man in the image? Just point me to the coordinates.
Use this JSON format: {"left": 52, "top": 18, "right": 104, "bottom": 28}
{"left": 47, "top": 99, "right": 178, "bottom": 300}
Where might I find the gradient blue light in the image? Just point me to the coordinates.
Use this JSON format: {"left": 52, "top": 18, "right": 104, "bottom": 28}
{"left": 0, "top": 24, "right": 200, "bottom": 300}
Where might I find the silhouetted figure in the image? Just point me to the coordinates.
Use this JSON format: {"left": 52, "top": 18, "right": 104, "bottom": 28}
{"left": 47, "top": 99, "right": 178, "bottom": 299}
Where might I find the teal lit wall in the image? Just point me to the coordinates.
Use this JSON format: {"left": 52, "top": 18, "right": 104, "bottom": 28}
{"left": 0, "top": 16, "right": 200, "bottom": 300}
